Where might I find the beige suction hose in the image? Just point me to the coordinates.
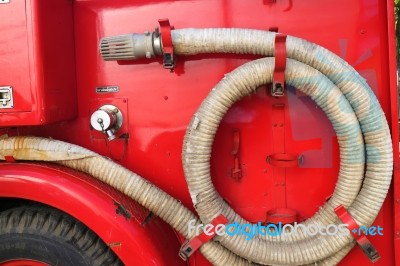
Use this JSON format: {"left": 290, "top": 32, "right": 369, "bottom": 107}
{"left": 175, "top": 29, "right": 392, "bottom": 265}
{"left": 0, "top": 136, "right": 249, "bottom": 266}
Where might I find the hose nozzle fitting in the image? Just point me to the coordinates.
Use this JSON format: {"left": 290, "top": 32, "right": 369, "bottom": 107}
{"left": 100, "top": 30, "right": 162, "bottom": 61}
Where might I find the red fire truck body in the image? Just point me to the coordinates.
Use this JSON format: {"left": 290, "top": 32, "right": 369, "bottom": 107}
{"left": 0, "top": 0, "right": 398, "bottom": 265}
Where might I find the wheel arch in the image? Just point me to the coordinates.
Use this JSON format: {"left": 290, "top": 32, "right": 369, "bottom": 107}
{"left": 0, "top": 162, "right": 185, "bottom": 266}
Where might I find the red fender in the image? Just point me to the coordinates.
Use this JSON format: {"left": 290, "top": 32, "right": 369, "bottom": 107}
{"left": 0, "top": 162, "right": 186, "bottom": 266}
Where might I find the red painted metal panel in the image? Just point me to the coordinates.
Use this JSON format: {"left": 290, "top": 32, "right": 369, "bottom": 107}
{"left": 0, "top": 0, "right": 77, "bottom": 125}
{"left": 2, "top": 0, "right": 397, "bottom": 265}
{"left": 0, "top": 163, "right": 185, "bottom": 266}
{"left": 0, "top": 0, "right": 32, "bottom": 112}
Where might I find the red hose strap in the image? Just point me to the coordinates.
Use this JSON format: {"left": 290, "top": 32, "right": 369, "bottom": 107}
{"left": 272, "top": 33, "right": 287, "bottom": 96}
{"left": 335, "top": 205, "right": 380, "bottom": 263}
{"left": 179, "top": 214, "right": 228, "bottom": 260}
{"left": 158, "top": 18, "right": 175, "bottom": 69}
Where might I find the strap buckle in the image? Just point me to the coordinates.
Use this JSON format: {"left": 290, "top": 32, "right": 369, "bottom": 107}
{"left": 158, "top": 19, "right": 175, "bottom": 70}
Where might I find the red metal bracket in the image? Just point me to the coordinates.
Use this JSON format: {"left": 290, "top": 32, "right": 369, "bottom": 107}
{"left": 272, "top": 33, "right": 287, "bottom": 97}
{"left": 231, "top": 130, "right": 242, "bottom": 180}
{"left": 4, "top": 155, "right": 16, "bottom": 163}
{"left": 179, "top": 214, "right": 228, "bottom": 260}
{"left": 266, "top": 153, "right": 303, "bottom": 168}
{"left": 335, "top": 205, "right": 380, "bottom": 263}
{"left": 158, "top": 18, "right": 175, "bottom": 70}
{"left": 266, "top": 208, "right": 297, "bottom": 224}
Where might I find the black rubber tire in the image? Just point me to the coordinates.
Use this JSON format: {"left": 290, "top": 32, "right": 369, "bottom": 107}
{"left": 0, "top": 205, "right": 123, "bottom": 266}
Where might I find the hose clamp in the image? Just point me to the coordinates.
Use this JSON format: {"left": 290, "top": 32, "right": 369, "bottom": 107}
{"left": 335, "top": 205, "right": 380, "bottom": 263}
{"left": 272, "top": 33, "right": 287, "bottom": 97}
{"left": 179, "top": 214, "right": 228, "bottom": 260}
{"left": 158, "top": 18, "right": 175, "bottom": 70}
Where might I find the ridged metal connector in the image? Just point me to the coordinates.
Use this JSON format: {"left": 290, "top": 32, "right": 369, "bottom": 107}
{"left": 99, "top": 31, "right": 162, "bottom": 61}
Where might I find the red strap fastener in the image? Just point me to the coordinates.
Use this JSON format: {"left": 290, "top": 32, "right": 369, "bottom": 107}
{"left": 179, "top": 214, "right": 228, "bottom": 260}
{"left": 272, "top": 33, "right": 287, "bottom": 97}
{"left": 158, "top": 18, "right": 175, "bottom": 70}
{"left": 334, "top": 205, "right": 380, "bottom": 263}
{"left": 266, "top": 208, "right": 297, "bottom": 224}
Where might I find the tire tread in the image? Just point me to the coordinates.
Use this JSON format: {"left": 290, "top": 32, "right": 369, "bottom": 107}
{"left": 0, "top": 205, "right": 122, "bottom": 266}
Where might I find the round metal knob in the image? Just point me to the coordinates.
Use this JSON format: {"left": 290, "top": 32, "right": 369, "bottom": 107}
{"left": 90, "top": 109, "right": 116, "bottom": 131}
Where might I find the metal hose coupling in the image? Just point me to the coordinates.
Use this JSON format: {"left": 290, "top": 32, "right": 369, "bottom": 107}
{"left": 99, "top": 30, "right": 162, "bottom": 60}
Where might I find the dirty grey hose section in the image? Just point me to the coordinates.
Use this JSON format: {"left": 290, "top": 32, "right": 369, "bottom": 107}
{"left": 0, "top": 136, "right": 249, "bottom": 266}
{"left": 175, "top": 29, "right": 392, "bottom": 264}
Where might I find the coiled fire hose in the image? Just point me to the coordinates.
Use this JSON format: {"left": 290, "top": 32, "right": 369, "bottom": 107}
{"left": 0, "top": 29, "right": 393, "bottom": 265}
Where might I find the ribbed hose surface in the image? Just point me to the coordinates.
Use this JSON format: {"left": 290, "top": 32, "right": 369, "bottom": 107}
{"left": 0, "top": 137, "right": 250, "bottom": 266}
{"left": 0, "top": 28, "right": 393, "bottom": 266}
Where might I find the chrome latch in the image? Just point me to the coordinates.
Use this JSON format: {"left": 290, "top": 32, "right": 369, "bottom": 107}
{"left": 0, "top": 86, "right": 14, "bottom": 108}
